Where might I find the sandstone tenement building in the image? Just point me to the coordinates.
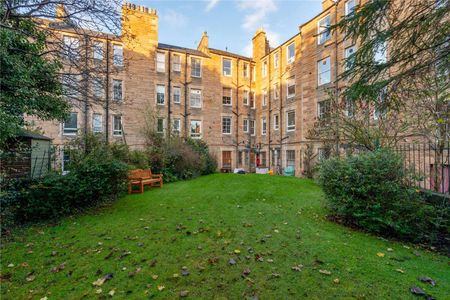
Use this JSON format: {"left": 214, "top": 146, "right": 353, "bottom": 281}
{"left": 31, "top": 0, "right": 366, "bottom": 175}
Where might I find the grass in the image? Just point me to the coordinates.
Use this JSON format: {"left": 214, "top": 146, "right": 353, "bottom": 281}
{"left": 1, "top": 174, "right": 448, "bottom": 299}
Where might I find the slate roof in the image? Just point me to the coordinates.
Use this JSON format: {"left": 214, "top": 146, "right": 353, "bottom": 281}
{"left": 158, "top": 43, "right": 209, "bottom": 58}
{"left": 209, "top": 48, "right": 253, "bottom": 61}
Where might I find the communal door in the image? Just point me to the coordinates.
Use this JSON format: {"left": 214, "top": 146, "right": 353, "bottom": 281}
{"left": 222, "top": 151, "right": 232, "bottom": 171}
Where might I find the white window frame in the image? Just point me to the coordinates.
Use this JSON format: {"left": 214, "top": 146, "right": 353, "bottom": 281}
{"left": 273, "top": 83, "right": 279, "bottom": 99}
{"left": 62, "top": 74, "right": 80, "bottom": 99}
{"left": 287, "top": 43, "right": 295, "bottom": 64}
{"left": 286, "top": 110, "right": 296, "bottom": 132}
{"left": 317, "top": 15, "right": 331, "bottom": 45}
{"left": 113, "top": 44, "right": 123, "bottom": 66}
{"left": 318, "top": 57, "right": 331, "bottom": 86}
{"left": 93, "top": 41, "right": 103, "bottom": 61}
{"left": 262, "top": 60, "right": 267, "bottom": 78}
{"left": 173, "top": 118, "right": 181, "bottom": 133}
{"left": 243, "top": 119, "right": 249, "bottom": 132}
{"left": 243, "top": 63, "right": 249, "bottom": 78}
{"left": 287, "top": 77, "right": 296, "bottom": 98}
{"left": 222, "top": 116, "right": 232, "bottom": 134}
{"left": 172, "top": 54, "right": 181, "bottom": 72}
{"left": 92, "top": 113, "right": 103, "bottom": 133}
{"left": 318, "top": 100, "right": 330, "bottom": 119}
{"left": 274, "top": 114, "right": 279, "bottom": 130}
{"left": 93, "top": 78, "right": 104, "bottom": 98}
{"left": 222, "top": 58, "right": 232, "bottom": 77}
{"left": 190, "top": 120, "right": 202, "bottom": 139}
{"left": 250, "top": 119, "right": 255, "bottom": 136}
{"left": 156, "top": 84, "right": 165, "bottom": 105}
{"left": 173, "top": 86, "right": 181, "bottom": 104}
{"left": 112, "top": 115, "right": 123, "bottom": 136}
{"left": 374, "top": 40, "right": 387, "bottom": 64}
{"left": 63, "top": 36, "right": 80, "bottom": 60}
{"left": 191, "top": 57, "right": 202, "bottom": 78}
{"left": 63, "top": 112, "right": 78, "bottom": 136}
{"left": 156, "top": 118, "right": 165, "bottom": 133}
{"left": 156, "top": 52, "right": 166, "bottom": 73}
{"left": 261, "top": 117, "right": 267, "bottom": 135}
{"left": 112, "top": 79, "right": 123, "bottom": 102}
{"left": 222, "top": 87, "right": 232, "bottom": 106}
{"left": 274, "top": 52, "right": 279, "bottom": 69}
{"left": 345, "top": 0, "right": 356, "bottom": 16}
{"left": 190, "top": 88, "right": 202, "bottom": 108}
{"left": 344, "top": 45, "right": 357, "bottom": 71}
{"left": 243, "top": 90, "right": 249, "bottom": 105}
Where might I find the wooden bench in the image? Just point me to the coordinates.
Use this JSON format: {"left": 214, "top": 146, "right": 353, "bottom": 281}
{"left": 128, "top": 169, "right": 163, "bottom": 194}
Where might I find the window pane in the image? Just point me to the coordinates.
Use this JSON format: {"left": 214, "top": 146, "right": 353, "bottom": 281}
{"left": 113, "top": 45, "right": 123, "bottom": 66}
{"left": 93, "top": 114, "right": 102, "bottom": 132}
{"left": 318, "top": 57, "right": 331, "bottom": 85}
{"left": 190, "top": 89, "right": 202, "bottom": 107}
{"left": 63, "top": 112, "right": 78, "bottom": 134}
{"left": 223, "top": 59, "right": 232, "bottom": 76}
{"left": 113, "top": 79, "right": 123, "bottom": 101}
{"left": 190, "top": 120, "right": 202, "bottom": 138}
{"left": 93, "top": 42, "right": 103, "bottom": 60}
{"left": 113, "top": 115, "right": 122, "bottom": 135}
{"left": 223, "top": 87, "right": 232, "bottom": 105}
{"left": 156, "top": 85, "right": 165, "bottom": 104}
{"left": 157, "top": 52, "right": 165, "bottom": 72}
{"left": 191, "top": 58, "right": 201, "bottom": 77}
{"left": 173, "top": 87, "right": 181, "bottom": 103}
{"left": 173, "top": 55, "right": 181, "bottom": 72}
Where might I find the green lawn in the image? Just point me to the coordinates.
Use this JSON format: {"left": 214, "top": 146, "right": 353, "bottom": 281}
{"left": 1, "top": 174, "right": 448, "bottom": 299}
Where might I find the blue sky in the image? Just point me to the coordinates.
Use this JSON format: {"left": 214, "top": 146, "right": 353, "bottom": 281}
{"left": 132, "top": 0, "right": 323, "bottom": 57}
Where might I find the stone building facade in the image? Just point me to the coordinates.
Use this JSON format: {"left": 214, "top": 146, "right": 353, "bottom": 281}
{"left": 31, "top": 0, "right": 364, "bottom": 175}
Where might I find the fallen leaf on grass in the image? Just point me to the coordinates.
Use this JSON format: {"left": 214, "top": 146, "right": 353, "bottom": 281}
{"left": 319, "top": 270, "right": 332, "bottom": 275}
{"left": 376, "top": 252, "right": 385, "bottom": 257}
{"left": 20, "top": 262, "right": 29, "bottom": 267}
{"left": 157, "top": 285, "right": 165, "bottom": 291}
{"left": 271, "top": 273, "right": 280, "bottom": 278}
{"left": 51, "top": 263, "right": 66, "bottom": 273}
{"left": 410, "top": 286, "right": 426, "bottom": 296}
{"left": 234, "top": 249, "right": 241, "bottom": 254}
{"left": 242, "top": 268, "right": 251, "bottom": 278}
{"left": 95, "top": 289, "right": 102, "bottom": 294}
{"left": 418, "top": 276, "right": 436, "bottom": 286}
{"left": 228, "top": 258, "right": 237, "bottom": 265}
{"left": 333, "top": 278, "right": 340, "bottom": 284}
{"left": 291, "top": 264, "right": 303, "bottom": 272}
{"left": 25, "top": 272, "right": 35, "bottom": 282}
{"left": 108, "top": 288, "right": 116, "bottom": 296}
{"left": 396, "top": 269, "right": 405, "bottom": 274}
{"left": 151, "top": 274, "right": 158, "bottom": 280}
{"left": 180, "top": 290, "right": 189, "bottom": 297}
{"left": 92, "top": 273, "right": 113, "bottom": 287}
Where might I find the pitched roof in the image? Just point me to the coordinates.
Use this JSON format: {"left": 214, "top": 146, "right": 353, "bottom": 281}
{"left": 158, "top": 43, "right": 209, "bottom": 58}
{"left": 208, "top": 48, "right": 253, "bottom": 61}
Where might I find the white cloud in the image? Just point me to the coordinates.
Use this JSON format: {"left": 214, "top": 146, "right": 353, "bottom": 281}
{"left": 160, "top": 10, "right": 188, "bottom": 28}
{"left": 205, "top": 0, "right": 220, "bottom": 12}
{"left": 237, "top": 0, "right": 277, "bottom": 30}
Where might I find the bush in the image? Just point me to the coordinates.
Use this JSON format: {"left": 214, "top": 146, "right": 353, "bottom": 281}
{"left": 147, "top": 137, "right": 217, "bottom": 182}
{"left": 1, "top": 136, "right": 128, "bottom": 230}
{"left": 317, "top": 148, "right": 447, "bottom": 244}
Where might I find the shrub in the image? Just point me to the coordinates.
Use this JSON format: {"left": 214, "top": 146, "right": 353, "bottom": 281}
{"left": 147, "top": 136, "right": 217, "bottom": 182}
{"left": 1, "top": 135, "right": 128, "bottom": 230}
{"left": 317, "top": 148, "right": 447, "bottom": 244}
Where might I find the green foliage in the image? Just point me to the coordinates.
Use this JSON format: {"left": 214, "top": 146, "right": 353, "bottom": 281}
{"left": 147, "top": 137, "right": 217, "bottom": 182}
{"left": 1, "top": 135, "right": 128, "bottom": 229}
{"left": 318, "top": 149, "right": 448, "bottom": 244}
{"left": 0, "top": 17, "right": 69, "bottom": 146}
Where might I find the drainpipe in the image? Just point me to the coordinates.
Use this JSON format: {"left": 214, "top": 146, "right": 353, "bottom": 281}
{"left": 235, "top": 58, "right": 240, "bottom": 169}
{"left": 105, "top": 38, "right": 110, "bottom": 143}
{"left": 83, "top": 34, "right": 89, "bottom": 146}
{"left": 268, "top": 54, "right": 271, "bottom": 169}
{"left": 279, "top": 47, "right": 283, "bottom": 171}
{"left": 184, "top": 51, "right": 189, "bottom": 139}
{"left": 167, "top": 50, "right": 172, "bottom": 138}
{"left": 334, "top": 2, "right": 340, "bottom": 155}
